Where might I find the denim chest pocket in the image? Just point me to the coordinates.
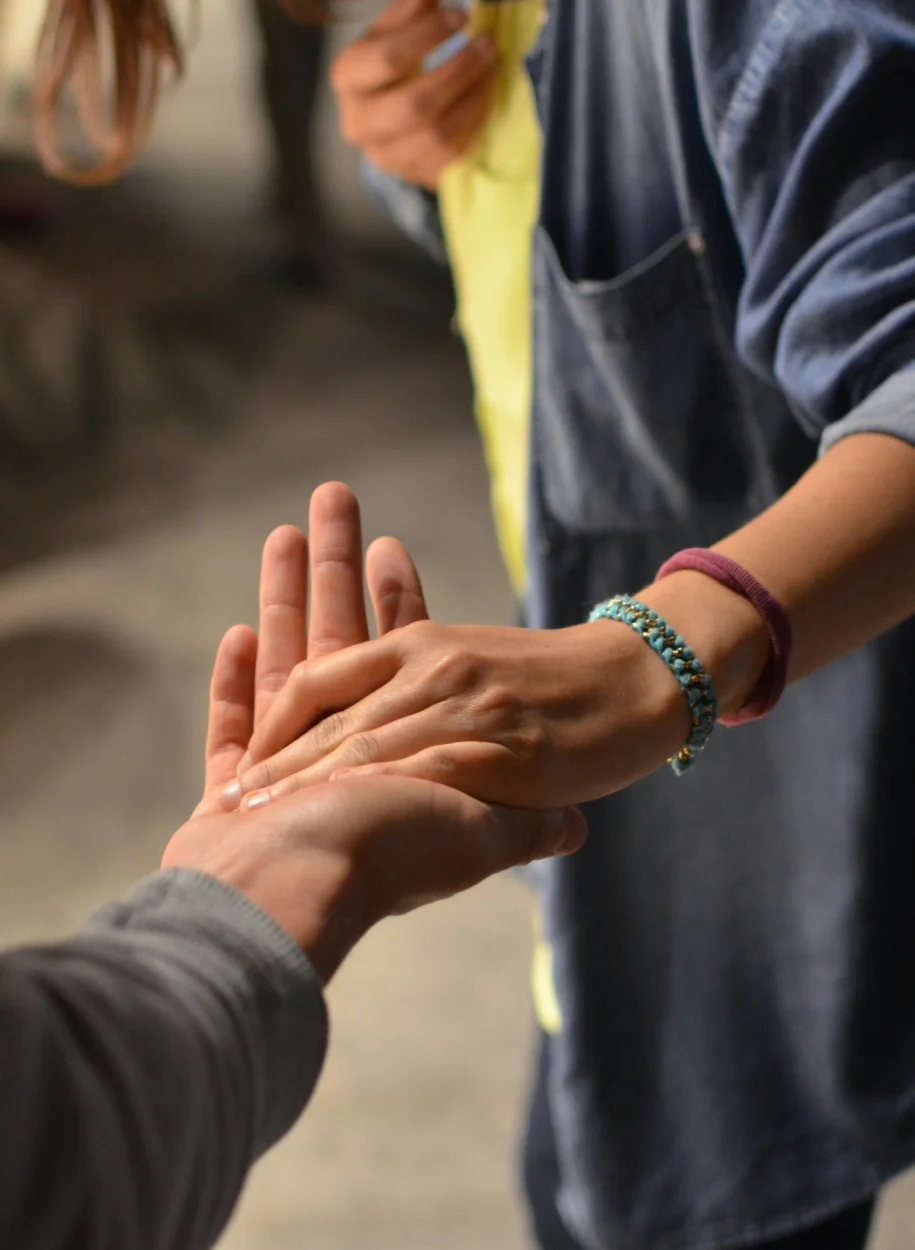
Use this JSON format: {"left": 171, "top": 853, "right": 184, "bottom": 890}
{"left": 532, "top": 224, "right": 755, "bottom": 536}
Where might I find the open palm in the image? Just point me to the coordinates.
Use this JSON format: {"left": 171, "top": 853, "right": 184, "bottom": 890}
{"left": 196, "top": 481, "right": 429, "bottom": 812}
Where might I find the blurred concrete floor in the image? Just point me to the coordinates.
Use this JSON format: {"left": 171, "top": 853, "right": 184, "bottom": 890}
{"left": 0, "top": 4, "right": 912, "bottom": 1249}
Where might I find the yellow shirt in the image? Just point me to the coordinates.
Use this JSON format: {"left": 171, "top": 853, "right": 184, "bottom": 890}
{"left": 437, "top": 0, "right": 542, "bottom": 596}
{"left": 438, "top": 1, "right": 561, "bottom": 1033}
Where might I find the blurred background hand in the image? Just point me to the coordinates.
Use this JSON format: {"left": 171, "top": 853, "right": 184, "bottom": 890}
{"left": 331, "top": 0, "right": 498, "bottom": 189}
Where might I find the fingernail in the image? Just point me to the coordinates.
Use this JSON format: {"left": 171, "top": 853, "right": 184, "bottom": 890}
{"left": 473, "top": 32, "right": 497, "bottom": 57}
{"left": 547, "top": 807, "right": 588, "bottom": 854}
{"left": 219, "top": 780, "right": 242, "bottom": 811}
{"left": 238, "top": 752, "right": 253, "bottom": 774}
{"left": 424, "top": 29, "right": 469, "bottom": 71}
{"left": 244, "top": 791, "right": 272, "bottom": 811}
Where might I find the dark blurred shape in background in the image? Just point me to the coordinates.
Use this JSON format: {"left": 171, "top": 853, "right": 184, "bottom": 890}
{"left": 250, "top": 0, "right": 329, "bottom": 289}
{"left": 0, "top": 0, "right": 454, "bottom": 573}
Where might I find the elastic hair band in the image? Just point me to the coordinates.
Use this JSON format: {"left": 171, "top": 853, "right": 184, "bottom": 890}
{"left": 655, "top": 548, "right": 791, "bottom": 726}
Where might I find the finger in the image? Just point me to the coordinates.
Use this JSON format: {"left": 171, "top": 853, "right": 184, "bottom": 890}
{"left": 343, "top": 777, "right": 588, "bottom": 917}
{"left": 415, "top": 790, "right": 588, "bottom": 892}
{"left": 237, "top": 619, "right": 452, "bottom": 794}
{"left": 327, "top": 740, "right": 561, "bottom": 810}
{"left": 367, "top": 70, "right": 496, "bottom": 185}
{"left": 346, "top": 33, "right": 497, "bottom": 147}
{"left": 307, "top": 481, "right": 370, "bottom": 659}
{"left": 469, "top": 803, "right": 589, "bottom": 880}
{"left": 333, "top": 6, "right": 465, "bottom": 96}
{"left": 202, "top": 625, "right": 258, "bottom": 798}
{"left": 235, "top": 636, "right": 401, "bottom": 780}
{"left": 238, "top": 701, "right": 470, "bottom": 807}
{"left": 255, "top": 525, "right": 309, "bottom": 727}
{"left": 366, "top": 536, "right": 429, "bottom": 634}
{"left": 330, "top": 742, "right": 513, "bottom": 805}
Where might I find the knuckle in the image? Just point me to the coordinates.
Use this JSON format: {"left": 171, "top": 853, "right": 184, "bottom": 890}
{"left": 511, "top": 719, "right": 548, "bottom": 766}
{"left": 397, "top": 618, "right": 482, "bottom": 691}
{"left": 244, "top": 761, "right": 274, "bottom": 792}
{"left": 307, "top": 633, "right": 350, "bottom": 658}
{"left": 256, "top": 669, "right": 288, "bottom": 697}
{"left": 440, "top": 44, "right": 482, "bottom": 84}
{"left": 403, "top": 89, "right": 438, "bottom": 128}
{"left": 288, "top": 661, "right": 316, "bottom": 704}
{"left": 402, "top": 617, "right": 437, "bottom": 644}
{"left": 312, "top": 549, "right": 357, "bottom": 575}
{"left": 428, "top": 751, "right": 460, "bottom": 780}
{"left": 342, "top": 733, "right": 382, "bottom": 769}
{"left": 439, "top": 643, "right": 480, "bottom": 690}
{"left": 398, "top": 617, "right": 444, "bottom": 661}
{"left": 473, "top": 681, "right": 519, "bottom": 724}
{"left": 403, "top": 623, "right": 475, "bottom": 681}
{"left": 425, "top": 644, "right": 474, "bottom": 694}
{"left": 375, "top": 41, "right": 406, "bottom": 79}
{"left": 309, "top": 709, "right": 350, "bottom": 755}
{"left": 290, "top": 657, "right": 311, "bottom": 689}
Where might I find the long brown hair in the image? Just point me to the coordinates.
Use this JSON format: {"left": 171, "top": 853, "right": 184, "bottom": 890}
{"left": 34, "top": 0, "right": 311, "bottom": 184}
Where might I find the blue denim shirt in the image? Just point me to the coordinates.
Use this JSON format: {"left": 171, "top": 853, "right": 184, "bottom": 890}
{"left": 370, "top": 3, "right": 915, "bottom": 1247}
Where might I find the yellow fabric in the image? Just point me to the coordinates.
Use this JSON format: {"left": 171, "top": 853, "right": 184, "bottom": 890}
{"left": 437, "top": 0, "right": 543, "bottom": 595}
{"left": 438, "top": 2, "right": 559, "bottom": 1034}
{"left": 531, "top": 910, "right": 563, "bottom": 1035}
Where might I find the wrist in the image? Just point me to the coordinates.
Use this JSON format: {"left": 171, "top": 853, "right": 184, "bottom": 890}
{"left": 637, "top": 570, "right": 771, "bottom": 719}
{"left": 236, "top": 854, "right": 366, "bottom": 986}
{"left": 163, "top": 827, "right": 366, "bottom": 985}
{"left": 563, "top": 619, "right": 693, "bottom": 793}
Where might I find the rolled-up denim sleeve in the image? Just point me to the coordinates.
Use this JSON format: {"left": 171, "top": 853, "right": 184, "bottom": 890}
{"left": 362, "top": 160, "right": 448, "bottom": 263}
{"left": 694, "top": 0, "right": 915, "bottom": 453}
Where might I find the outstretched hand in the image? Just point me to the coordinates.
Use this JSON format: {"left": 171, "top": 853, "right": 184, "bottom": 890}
{"left": 166, "top": 776, "right": 586, "bottom": 983}
{"left": 227, "top": 616, "right": 686, "bottom": 812}
{"left": 332, "top": 0, "right": 498, "bottom": 190}
{"left": 197, "top": 480, "right": 428, "bottom": 813}
{"left": 169, "top": 482, "right": 587, "bottom": 984}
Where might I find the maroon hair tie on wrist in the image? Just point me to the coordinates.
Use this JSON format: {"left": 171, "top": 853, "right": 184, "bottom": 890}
{"left": 655, "top": 548, "right": 792, "bottom": 726}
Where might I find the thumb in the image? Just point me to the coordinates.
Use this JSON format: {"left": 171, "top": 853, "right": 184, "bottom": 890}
{"left": 479, "top": 805, "right": 588, "bottom": 876}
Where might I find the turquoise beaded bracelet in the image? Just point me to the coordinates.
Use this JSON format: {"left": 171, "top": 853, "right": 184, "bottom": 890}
{"left": 588, "top": 595, "right": 719, "bottom": 776}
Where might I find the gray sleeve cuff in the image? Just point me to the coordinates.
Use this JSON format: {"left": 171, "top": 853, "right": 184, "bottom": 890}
{"left": 819, "top": 367, "right": 915, "bottom": 457}
{"left": 84, "top": 868, "right": 329, "bottom": 1154}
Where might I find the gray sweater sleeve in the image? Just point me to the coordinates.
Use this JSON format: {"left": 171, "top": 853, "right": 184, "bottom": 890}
{"left": 0, "top": 867, "right": 328, "bottom": 1250}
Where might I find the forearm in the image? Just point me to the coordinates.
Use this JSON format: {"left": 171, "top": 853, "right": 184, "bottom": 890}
{"left": 231, "top": 425, "right": 915, "bottom": 808}
{"left": 642, "top": 431, "right": 915, "bottom": 715}
{"left": 0, "top": 869, "right": 327, "bottom": 1250}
